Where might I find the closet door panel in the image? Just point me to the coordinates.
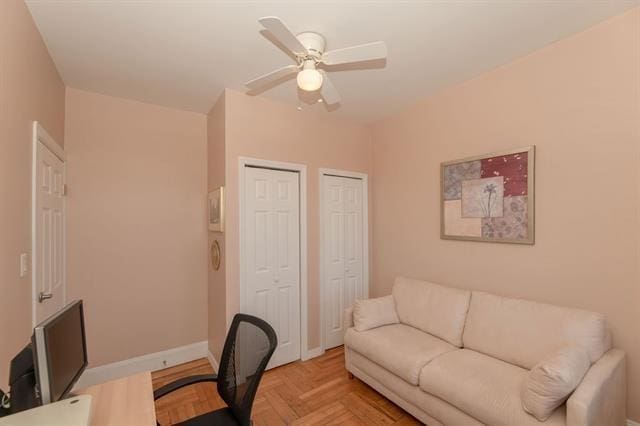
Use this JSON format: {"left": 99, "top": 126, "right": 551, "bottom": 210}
{"left": 244, "top": 167, "right": 300, "bottom": 367}
{"left": 323, "top": 174, "right": 365, "bottom": 350}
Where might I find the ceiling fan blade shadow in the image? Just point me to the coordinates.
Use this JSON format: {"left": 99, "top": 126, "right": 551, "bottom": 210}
{"left": 319, "top": 71, "right": 341, "bottom": 106}
{"left": 322, "top": 41, "right": 387, "bottom": 66}
{"left": 245, "top": 65, "right": 298, "bottom": 94}
{"left": 258, "top": 16, "right": 308, "bottom": 57}
{"left": 296, "top": 87, "right": 321, "bottom": 105}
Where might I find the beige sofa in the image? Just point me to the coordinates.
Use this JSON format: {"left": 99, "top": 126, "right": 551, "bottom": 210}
{"left": 344, "top": 277, "right": 626, "bottom": 426}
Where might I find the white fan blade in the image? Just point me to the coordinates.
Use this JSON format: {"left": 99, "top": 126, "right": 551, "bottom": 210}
{"left": 322, "top": 41, "right": 387, "bottom": 65}
{"left": 258, "top": 16, "right": 308, "bottom": 56}
{"left": 245, "top": 65, "right": 298, "bottom": 91}
{"left": 320, "top": 71, "right": 341, "bottom": 105}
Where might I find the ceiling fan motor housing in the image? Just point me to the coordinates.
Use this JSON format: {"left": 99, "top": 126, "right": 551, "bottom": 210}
{"left": 296, "top": 32, "right": 326, "bottom": 60}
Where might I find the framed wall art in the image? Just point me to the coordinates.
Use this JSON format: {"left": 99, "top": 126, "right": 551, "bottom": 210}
{"left": 441, "top": 146, "right": 534, "bottom": 244}
{"left": 208, "top": 187, "right": 225, "bottom": 232}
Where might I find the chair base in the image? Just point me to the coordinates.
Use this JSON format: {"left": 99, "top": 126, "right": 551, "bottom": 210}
{"left": 175, "top": 407, "right": 240, "bottom": 426}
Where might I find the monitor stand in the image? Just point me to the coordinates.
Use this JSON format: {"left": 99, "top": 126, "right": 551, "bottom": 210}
{"left": 0, "top": 390, "right": 9, "bottom": 417}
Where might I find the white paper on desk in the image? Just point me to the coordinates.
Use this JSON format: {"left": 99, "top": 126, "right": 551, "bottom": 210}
{"left": 0, "top": 395, "right": 91, "bottom": 426}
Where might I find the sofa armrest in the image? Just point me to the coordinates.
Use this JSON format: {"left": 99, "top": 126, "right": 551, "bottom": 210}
{"left": 566, "top": 348, "right": 626, "bottom": 426}
{"left": 344, "top": 306, "right": 354, "bottom": 330}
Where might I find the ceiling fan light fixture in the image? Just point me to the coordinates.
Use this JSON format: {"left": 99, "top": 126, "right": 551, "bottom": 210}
{"left": 296, "top": 60, "right": 323, "bottom": 92}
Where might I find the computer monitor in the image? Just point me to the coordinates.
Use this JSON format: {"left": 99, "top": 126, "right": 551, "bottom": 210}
{"left": 31, "top": 300, "right": 88, "bottom": 404}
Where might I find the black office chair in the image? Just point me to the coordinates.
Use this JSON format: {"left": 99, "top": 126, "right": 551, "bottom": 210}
{"left": 154, "top": 314, "right": 277, "bottom": 426}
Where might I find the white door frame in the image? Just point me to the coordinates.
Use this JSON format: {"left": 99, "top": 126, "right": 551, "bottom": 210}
{"left": 238, "top": 157, "right": 310, "bottom": 361}
{"left": 319, "top": 168, "right": 369, "bottom": 352}
{"left": 32, "top": 121, "right": 66, "bottom": 327}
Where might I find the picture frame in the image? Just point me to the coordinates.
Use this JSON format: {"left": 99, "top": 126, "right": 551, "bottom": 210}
{"left": 210, "top": 240, "right": 221, "bottom": 271}
{"left": 208, "top": 187, "right": 225, "bottom": 232}
{"left": 440, "top": 146, "right": 535, "bottom": 244}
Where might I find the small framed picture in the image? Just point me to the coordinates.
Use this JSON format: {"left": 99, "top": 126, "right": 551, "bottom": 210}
{"left": 208, "top": 187, "right": 224, "bottom": 232}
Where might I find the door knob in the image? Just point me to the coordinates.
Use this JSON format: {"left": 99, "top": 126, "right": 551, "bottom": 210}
{"left": 38, "top": 292, "right": 53, "bottom": 303}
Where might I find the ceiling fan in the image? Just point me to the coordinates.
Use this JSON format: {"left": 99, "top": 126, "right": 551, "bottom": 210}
{"left": 245, "top": 17, "right": 387, "bottom": 106}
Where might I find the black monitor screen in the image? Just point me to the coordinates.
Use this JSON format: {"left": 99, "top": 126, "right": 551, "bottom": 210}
{"left": 35, "top": 301, "right": 88, "bottom": 403}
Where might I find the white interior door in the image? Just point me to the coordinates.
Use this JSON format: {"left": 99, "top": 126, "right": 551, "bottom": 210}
{"left": 33, "top": 139, "right": 66, "bottom": 325}
{"left": 244, "top": 166, "right": 301, "bottom": 367}
{"left": 323, "top": 174, "right": 365, "bottom": 349}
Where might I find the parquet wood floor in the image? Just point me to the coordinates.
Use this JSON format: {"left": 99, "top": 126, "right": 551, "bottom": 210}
{"left": 152, "top": 346, "right": 421, "bottom": 425}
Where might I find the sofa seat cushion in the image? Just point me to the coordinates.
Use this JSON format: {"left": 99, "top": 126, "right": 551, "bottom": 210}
{"left": 419, "top": 349, "right": 566, "bottom": 426}
{"left": 345, "top": 324, "right": 456, "bottom": 385}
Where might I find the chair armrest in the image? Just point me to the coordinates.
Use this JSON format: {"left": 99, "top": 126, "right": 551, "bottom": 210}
{"left": 153, "top": 374, "right": 218, "bottom": 401}
{"left": 566, "top": 349, "right": 626, "bottom": 426}
{"left": 344, "top": 306, "right": 354, "bottom": 330}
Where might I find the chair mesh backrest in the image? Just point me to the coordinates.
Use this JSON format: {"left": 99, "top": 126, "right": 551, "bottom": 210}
{"left": 217, "top": 314, "right": 277, "bottom": 426}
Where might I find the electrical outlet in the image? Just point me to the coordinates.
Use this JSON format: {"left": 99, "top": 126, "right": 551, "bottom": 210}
{"left": 19, "top": 253, "right": 29, "bottom": 278}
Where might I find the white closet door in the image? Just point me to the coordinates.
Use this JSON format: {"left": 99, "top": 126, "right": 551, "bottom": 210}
{"left": 343, "top": 177, "right": 363, "bottom": 321}
{"left": 323, "top": 176, "right": 345, "bottom": 349}
{"left": 33, "top": 141, "right": 66, "bottom": 325}
{"left": 323, "top": 175, "right": 364, "bottom": 349}
{"left": 244, "top": 167, "right": 301, "bottom": 367}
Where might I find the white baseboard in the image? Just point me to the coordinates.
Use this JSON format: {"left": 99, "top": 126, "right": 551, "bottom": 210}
{"left": 73, "top": 340, "right": 209, "bottom": 390}
{"left": 302, "top": 346, "right": 324, "bottom": 361}
{"left": 207, "top": 350, "right": 219, "bottom": 373}
{"left": 627, "top": 419, "right": 640, "bottom": 426}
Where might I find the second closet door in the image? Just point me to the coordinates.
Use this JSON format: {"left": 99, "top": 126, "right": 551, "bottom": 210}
{"left": 323, "top": 175, "right": 364, "bottom": 349}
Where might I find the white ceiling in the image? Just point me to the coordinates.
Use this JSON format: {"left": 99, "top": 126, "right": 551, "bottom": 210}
{"left": 26, "top": 0, "right": 638, "bottom": 123}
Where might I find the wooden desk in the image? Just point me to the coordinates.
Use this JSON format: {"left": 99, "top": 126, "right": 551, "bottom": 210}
{"left": 77, "top": 372, "right": 156, "bottom": 426}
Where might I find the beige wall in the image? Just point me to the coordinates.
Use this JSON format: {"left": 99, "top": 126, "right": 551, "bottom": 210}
{"left": 65, "top": 88, "right": 208, "bottom": 367}
{"left": 2, "top": 4, "right": 637, "bottom": 420}
{"left": 224, "top": 89, "right": 372, "bottom": 349}
{"left": 0, "top": 0, "right": 66, "bottom": 387}
{"left": 207, "top": 93, "right": 227, "bottom": 361}
{"left": 371, "top": 8, "right": 640, "bottom": 421}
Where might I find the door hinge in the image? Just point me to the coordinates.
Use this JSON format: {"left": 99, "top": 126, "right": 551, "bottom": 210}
{"left": 63, "top": 184, "right": 68, "bottom": 196}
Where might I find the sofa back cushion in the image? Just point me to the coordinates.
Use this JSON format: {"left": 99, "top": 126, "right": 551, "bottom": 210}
{"left": 463, "top": 291, "right": 610, "bottom": 369}
{"left": 392, "top": 276, "right": 471, "bottom": 347}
